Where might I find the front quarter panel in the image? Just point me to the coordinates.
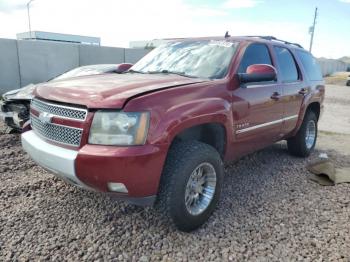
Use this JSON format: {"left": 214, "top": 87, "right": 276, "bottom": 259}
{"left": 123, "top": 80, "right": 234, "bottom": 155}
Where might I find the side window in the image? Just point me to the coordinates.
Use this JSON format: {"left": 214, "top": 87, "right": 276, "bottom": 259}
{"left": 238, "top": 43, "right": 272, "bottom": 73}
{"left": 296, "top": 51, "right": 323, "bottom": 81}
{"left": 274, "top": 46, "right": 299, "bottom": 82}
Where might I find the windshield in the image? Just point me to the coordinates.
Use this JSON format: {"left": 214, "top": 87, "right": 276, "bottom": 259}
{"left": 53, "top": 64, "right": 117, "bottom": 81}
{"left": 131, "top": 40, "right": 239, "bottom": 79}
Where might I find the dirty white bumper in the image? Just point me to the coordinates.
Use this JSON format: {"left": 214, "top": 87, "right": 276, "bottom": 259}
{"left": 21, "top": 130, "right": 91, "bottom": 189}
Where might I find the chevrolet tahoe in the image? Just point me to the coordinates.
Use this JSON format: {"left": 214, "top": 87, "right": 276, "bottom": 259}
{"left": 21, "top": 36, "right": 325, "bottom": 232}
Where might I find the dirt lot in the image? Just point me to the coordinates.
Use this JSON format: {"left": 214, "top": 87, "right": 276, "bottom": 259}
{"left": 324, "top": 72, "right": 349, "bottom": 86}
{"left": 319, "top": 84, "right": 350, "bottom": 136}
{"left": 1, "top": 85, "right": 350, "bottom": 261}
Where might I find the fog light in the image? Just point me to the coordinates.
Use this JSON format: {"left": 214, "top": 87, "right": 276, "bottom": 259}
{"left": 107, "top": 182, "right": 128, "bottom": 193}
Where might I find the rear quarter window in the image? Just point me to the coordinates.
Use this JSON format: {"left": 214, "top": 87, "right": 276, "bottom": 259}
{"left": 273, "top": 46, "right": 299, "bottom": 83}
{"left": 296, "top": 51, "right": 323, "bottom": 81}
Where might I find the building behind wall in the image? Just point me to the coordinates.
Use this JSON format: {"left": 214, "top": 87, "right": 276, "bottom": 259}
{"left": 130, "top": 38, "right": 188, "bottom": 49}
{"left": 17, "top": 31, "right": 100, "bottom": 45}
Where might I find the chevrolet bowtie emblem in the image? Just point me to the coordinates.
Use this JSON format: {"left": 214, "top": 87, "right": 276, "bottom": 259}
{"left": 38, "top": 112, "right": 53, "bottom": 124}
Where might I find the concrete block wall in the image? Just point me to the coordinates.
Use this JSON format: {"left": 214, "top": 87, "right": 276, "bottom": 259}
{"left": 1, "top": 37, "right": 349, "bottom": 94}
{"left": 125, "top": 48, "right": 150, "bottom": 64}
{"left": 18, "top": 40, "right": 79, "bottom": 86}
{"left": 0, "top": 38, "right": 150, "bottom": 94}
{"left": 79, "top": 45, "right": 125, "bottom": 66}
{"left": 0, "top": 39, "right": 21, "bottom": 92}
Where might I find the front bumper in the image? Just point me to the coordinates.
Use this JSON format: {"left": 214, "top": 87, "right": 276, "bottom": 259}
{"left": 21, "top": 130, "right": 168, "bottom": 206}
{"left": 21, "top": 130, "right": 90, "bottom": 189}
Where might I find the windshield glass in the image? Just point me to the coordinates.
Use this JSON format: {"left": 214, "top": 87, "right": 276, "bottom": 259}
{"left": 131, "top": 40, "right": 239, "bottom": 79}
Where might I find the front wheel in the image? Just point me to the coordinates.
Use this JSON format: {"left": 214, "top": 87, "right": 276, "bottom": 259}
{"left": 156, "top": 141, "right": 223, "bottom": 232}
{"left": 287, "top": 111, "right": 318, "bottom": 157}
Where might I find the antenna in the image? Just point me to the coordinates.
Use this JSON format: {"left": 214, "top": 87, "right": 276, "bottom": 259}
{"left": 309, "top": 7, "right": 318, "bottom": 53}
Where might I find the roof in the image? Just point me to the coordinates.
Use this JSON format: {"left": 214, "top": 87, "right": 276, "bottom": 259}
{"left": 164, "top": 35, "right": 305, "bottom": 50}
{"left": 130, "top": 35, "right": 305, "bottom": 51}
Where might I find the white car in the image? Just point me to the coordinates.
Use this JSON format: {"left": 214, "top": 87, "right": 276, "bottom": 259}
{"left": 0, "top": 64, "right": 132, "bottom": 131}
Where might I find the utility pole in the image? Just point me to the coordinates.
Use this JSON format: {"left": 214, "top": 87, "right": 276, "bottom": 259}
{"left": 309, "top": 7, "right": 318, "bottom": 53}
{"left": 27, "top": 0, "right": 35, "bottom": 39}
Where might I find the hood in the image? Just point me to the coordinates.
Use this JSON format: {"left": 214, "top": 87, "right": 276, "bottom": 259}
{"left": 3, "top": 84, "right": 36, "bottom": 101}
{"left": 35, "top": 73, "right": 207, "bottom": 108}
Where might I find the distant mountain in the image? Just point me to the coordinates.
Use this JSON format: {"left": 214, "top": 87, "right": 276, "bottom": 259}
{"left": 317, "top": 57, "right": 350, "bottom": 63}
{"left": 339, "top": 56, "right": 350, "bottom": 64}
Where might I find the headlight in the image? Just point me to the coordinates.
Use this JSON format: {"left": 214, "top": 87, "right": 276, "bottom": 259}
{"left": 88, "top": 111, "right": 150, "bottom": 145}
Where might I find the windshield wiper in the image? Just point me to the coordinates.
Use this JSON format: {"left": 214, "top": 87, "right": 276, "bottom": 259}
{"left": 147, "top": 70, "right": 198, "bottom": 78}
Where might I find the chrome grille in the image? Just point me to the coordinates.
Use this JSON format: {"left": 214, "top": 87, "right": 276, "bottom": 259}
{"left": 31, "top": 114, "right": 83, "bottom": 146}
{"left": 31, "top": 98, "right": 87, "bottom": 121}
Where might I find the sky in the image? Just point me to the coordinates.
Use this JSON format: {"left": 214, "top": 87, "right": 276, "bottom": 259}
{"left": 0, "top": 0, "right": 349, "bottom": 59}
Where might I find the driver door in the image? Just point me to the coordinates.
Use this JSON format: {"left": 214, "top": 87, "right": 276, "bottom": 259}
{"left": 232, "top": 43, "right": 283, "bottom": 155}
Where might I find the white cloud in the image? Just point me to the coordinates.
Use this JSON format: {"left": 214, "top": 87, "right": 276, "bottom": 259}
{"left": 190, "top": 7, "right": 229, "bottom": 17}
{"left": 2, "top": 0, "right": 231, "bottom": 46}
{"left": 0, "top": 0, "right": 347, "bottom": 58}
{"left": 0, "top": 0, "right": 27, "bottom": 13}
{"left": 340, "top": 0, "right": 350, "bottom": 3}
{"left": 222, "top": 0, "right": 262, "bottom": 9}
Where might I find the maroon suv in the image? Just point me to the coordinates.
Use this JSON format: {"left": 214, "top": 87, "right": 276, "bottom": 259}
{"left": 22, "top": 36, "right": 325, "bottom": 231}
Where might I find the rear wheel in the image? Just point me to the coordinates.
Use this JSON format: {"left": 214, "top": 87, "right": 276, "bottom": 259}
{"left": 287, "top": 111, "right": 318, "bottom": 157}
{"left": 156, "top": 140, "right": 223, "bottom": 232}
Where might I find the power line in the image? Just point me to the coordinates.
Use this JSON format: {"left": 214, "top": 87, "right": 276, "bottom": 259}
{"left": 309, "top": 7, "right": 318, "bottom": 53}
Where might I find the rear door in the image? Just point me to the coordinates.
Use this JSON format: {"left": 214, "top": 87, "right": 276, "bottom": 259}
{"left": 272, "top": 46, "right": 304, "bottom": 135}
{"left": 232, "top": 43, "right": 283, "bottom": 154}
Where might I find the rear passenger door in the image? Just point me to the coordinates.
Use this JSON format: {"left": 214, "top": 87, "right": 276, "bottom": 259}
{"left": 232, "top": 43, "right": 283, "bottom": 154}
{"left": 273, "top": 46, "right": 304, "bottom": 135}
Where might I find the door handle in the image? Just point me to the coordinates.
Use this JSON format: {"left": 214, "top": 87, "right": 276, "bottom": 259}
{"left": 270, "top": 92, "right": 281, "bottom": 100}
{"left": 299, "top": 88, "right": 308, "bottom": 95}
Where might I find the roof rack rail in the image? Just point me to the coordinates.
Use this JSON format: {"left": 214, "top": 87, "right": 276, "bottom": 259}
{"left": 244, "top": 35, "right": 304, "bottom": 49}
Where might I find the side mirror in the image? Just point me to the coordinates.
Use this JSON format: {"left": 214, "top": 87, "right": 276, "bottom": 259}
{"left": 238, "top": 64, "right": 277, "bottom": 84}
{"left": 115, "top": 63, "right": 133, "bottom": 73}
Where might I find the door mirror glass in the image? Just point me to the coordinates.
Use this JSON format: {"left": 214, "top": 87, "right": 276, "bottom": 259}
{"left": 238, "top": 64, "right": 277, "bottom": 83}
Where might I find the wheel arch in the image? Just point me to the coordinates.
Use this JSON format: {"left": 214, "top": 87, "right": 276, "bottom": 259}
{"left": 168, "top": 121, "right": 228, "bottom": 159}
{"left": 291, "top": 101, "right": 321, "bottom": 137}
{"left": 307, "top": 102, "right": 321, "bottom": 120}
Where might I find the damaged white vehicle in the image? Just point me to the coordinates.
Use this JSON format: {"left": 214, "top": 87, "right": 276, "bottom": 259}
{"left": 0, "top": 63, "right": 132, "bottom": 131}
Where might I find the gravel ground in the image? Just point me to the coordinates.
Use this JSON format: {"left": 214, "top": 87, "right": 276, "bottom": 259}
{"left": 1, "top": 85, "right": 350, "bottom": 261}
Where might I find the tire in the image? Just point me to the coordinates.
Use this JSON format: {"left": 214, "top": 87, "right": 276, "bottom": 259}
{"left": 287, "top": 110, "right": 318, "bottom": 157}
{"left": 156, "top": 140, "right": 224, "bottom": 232}
{"left": 346, "top": 80, "right": 350, "bottom": 86}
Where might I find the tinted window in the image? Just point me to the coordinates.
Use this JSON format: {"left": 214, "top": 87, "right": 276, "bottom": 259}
{"left": 238, "top": 44, "right": 272, "bottom": 73}
{"left": 274, "top": 47, "right": 299, "bottom": 82}
{"left": 297, "top": 51, "right": 323, "bottom": 81}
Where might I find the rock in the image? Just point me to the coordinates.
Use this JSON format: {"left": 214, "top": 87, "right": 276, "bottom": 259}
{"left": 1, "top": 121, "right": 350, "bottom": 261}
